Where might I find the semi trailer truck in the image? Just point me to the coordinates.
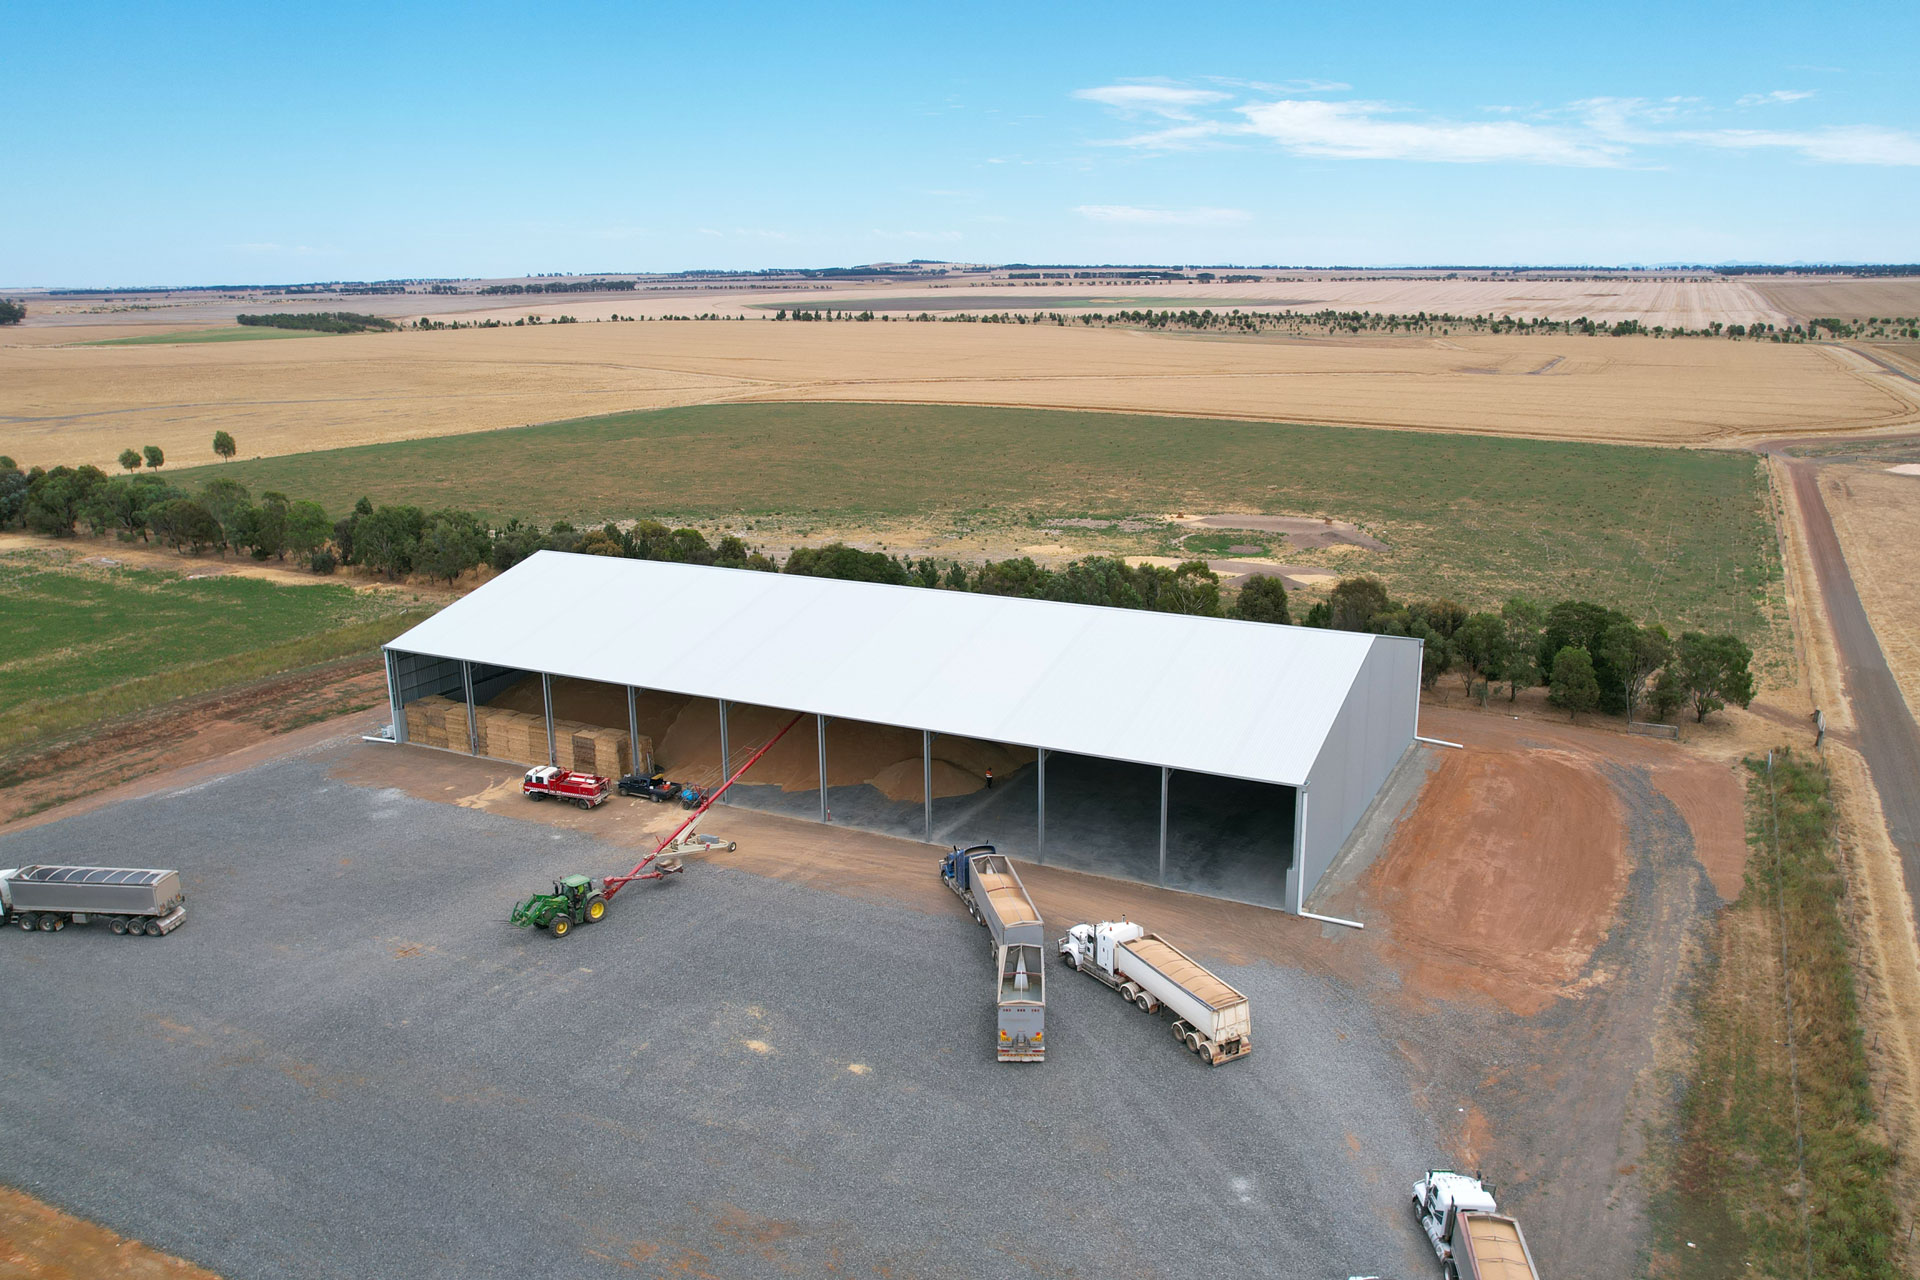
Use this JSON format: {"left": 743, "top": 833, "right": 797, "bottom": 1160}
{"left": 1059, "top": 920, "right": 1252, "bottom": 1065}
{"left": 940, "top": 845, "right": 1045, "bottom": 1061}
{"left": 1411, "top": 1170, "right": 1540, "bottom": 1280}
{"left": 1, "top": 865, "right": 187, "bottom": 936}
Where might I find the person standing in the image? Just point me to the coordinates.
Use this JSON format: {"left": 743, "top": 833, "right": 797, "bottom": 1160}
{"left": 984, "top": 767, "right": 993, "bottom": 789}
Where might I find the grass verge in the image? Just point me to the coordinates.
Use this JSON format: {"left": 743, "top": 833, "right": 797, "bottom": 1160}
{"left": 1655, "top": 750, "right": 1900, "bottom": 1278}
{"left": 0, "top": 613, "right": 430, "bottom": 758}
{"left": 86, "top": 327, "right": 318, "bottom": 346}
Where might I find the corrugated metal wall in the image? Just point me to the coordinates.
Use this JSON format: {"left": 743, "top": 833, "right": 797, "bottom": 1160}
{"left": 1297, "top": 636, "right": 1422, "bottom": 910}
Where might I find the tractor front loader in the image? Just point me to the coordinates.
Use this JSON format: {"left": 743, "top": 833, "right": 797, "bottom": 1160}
{"left": 510, "top": 874, "right": 608, "bottom": 938}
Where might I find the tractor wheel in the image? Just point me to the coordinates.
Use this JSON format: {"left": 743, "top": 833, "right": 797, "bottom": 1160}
{"left": 586, "top": 895, "right": 607, "bottom": 922}
{"left": 549, "top": 916, "right": 571, "bottom": 937}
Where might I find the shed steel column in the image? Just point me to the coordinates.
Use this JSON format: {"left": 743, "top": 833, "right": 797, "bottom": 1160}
{"left": 817, "top": 715, "right": 829, "bottom": 822}
{"left": 922, "top": 730, "right": 934, "bottom": 840}
{"left": 1036, "top": 749, "right": 1048, "bottom": 857}
{"left": 541, "top": 673, "right": 556, "bottom": 765}
{"left": 626, "top": 686, "right": 640, "bottom": 775}
{"left": 1159, "top": 766, "right": 1171, "bottom": 887}
{"left": 385, "top": 650, "right": 405, "bottom": 743}
{"left": 461, "top": 660, "right": 478, "bottom": 755}
{"left": 1292, "top": 788, "right": 1310, "bottom": 915}
{"left": 717, "top": 700, "right": 730, "bottom": 802}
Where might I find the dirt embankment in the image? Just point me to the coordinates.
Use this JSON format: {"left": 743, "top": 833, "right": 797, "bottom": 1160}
{"left": 0, "top": 1186, "right": 219, "bottom": 1278}
{"left": 0, "top": 658, "right": 388, "bottom": 831}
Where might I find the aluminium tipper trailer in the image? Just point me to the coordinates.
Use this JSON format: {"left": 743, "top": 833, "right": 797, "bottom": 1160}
{"left": 1060, "top": 920, "right": 1252, "bottom": 1065}
{"left": 940, "top": 845, "right": 1047, "bottom": 1062}
{"left": 942, "top": 845, "right": 1047, "bottom": 949}
{"left": 1, "top": 865, "right": 187, "bottom": 936}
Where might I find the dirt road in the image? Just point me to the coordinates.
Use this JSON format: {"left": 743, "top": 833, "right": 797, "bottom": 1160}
{"left": 1776, "top": 454, "right": 1920, "bottom": 912}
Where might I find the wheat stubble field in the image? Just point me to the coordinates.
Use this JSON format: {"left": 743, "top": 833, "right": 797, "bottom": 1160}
{"left": 3, "top": 319, "right": 1916, "bottom": 470}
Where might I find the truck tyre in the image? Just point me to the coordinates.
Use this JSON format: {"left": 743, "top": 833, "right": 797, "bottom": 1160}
{"left": 549, "top": 916, "right": 571, "bottom": 937}
{"left": 16, "top": 913, "right": 36, "bottom": 931}
{"left": 1445, "top": 1264, "right": 1459, "bottom": 1280}
{"left": 576, "top": 798, "right": 591, "bottom": 810}
{"left": 144, "top": 918, "right": 165, "bottom": 936}
{"left": 108, "top": 917, "right": 127, "bottom": 935}
{"left": 1134, "top": 993, "right": 1152, "bottom": 1012}
{"left": 585, "top": 895, "right": 607, "bottom": 922}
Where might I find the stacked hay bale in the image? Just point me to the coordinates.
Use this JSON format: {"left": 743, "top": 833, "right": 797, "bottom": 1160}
{"left": 403, "top": 694, "right": 647, "bottom": 776}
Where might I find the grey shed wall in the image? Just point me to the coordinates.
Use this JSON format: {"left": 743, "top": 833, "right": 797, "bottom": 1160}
{"left": 1297, "top": 636, "right": 1423, "bottom": 910}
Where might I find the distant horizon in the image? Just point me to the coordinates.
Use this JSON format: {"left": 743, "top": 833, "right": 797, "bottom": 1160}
{"left": 10, "top": 259, "right": 1920, "bottom": 295}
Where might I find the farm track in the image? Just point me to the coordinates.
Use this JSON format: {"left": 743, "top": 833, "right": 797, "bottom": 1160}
{"left": 1774, "top": 454, "right": 1920, "bottom": 915}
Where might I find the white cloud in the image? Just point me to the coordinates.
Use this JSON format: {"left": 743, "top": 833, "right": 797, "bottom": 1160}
{"left": 1076, "top": 81, "right": 1920, "bottom": 168}
{"left": 1073, "top": 83, "right": 1231, "bottom": 120}
{"left": 1074, "top": 205, "right": 1251, "bottom": 226}
{"left": 1681, "top": 125, "right": 1920, "bottom": 166}
{"left": 1237, "top": 99, "right": 1623, "bottom": 166}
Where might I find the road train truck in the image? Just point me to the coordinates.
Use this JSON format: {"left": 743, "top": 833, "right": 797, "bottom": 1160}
{"left": 1411, "top": 1170, "right": 1540, "bottom": 1280}
{"left": 1, "top": 865, "right": 187, "bottom": 936}
{"left": 940, "top": 844, "right": 1046, "bottom": 1062}
{"left": 1059, "top": 920, "right": 1252, "bottom": 1065}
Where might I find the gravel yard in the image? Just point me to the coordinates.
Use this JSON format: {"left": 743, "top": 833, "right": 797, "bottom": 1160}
{"left": 0, "top": 746, "right": 1441, "bottom": 1279}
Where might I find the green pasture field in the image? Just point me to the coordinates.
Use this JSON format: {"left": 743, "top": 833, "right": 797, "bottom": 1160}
{"left": 0, "top": 551, "right": 425, "bottom": 751}
{"left": 87, "top": 327, "right": 317, "bottom": 346}
{"left": 178, "top": 402, "right": 1783, "bottom": 648}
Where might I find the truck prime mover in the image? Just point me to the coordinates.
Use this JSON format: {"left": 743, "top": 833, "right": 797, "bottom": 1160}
{"left": 1412, "top": 1170, "right": 1540, "bottom": 1280}
{"left": 1059, "top": 919, "right": 1252, "bottom": 1065}
{"left": 1, "top": 865, "right": 188, "bottom": 936}
{"left": 940, "top": 844, "right": 1045, "bottom": 1062}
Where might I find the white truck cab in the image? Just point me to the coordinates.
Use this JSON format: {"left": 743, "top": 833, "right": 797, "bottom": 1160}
{"left": 1412, "top": 1170, "right": 1500, "bottom": 1263}
{"left": 0, "top": 868, "right": 14, "bottom": 922}
{"left": 1061, "top": 919, "right": 1144, "bottom": 974}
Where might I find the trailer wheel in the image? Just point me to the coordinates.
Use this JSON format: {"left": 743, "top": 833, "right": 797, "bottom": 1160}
{"left": 1134, "top": 993, "right": 1152, "bottom": 1012}
{"left": 38, "top": 915, "right": 58, "bottom": 931}
{"left": 549, "top": 916, "right": 571, "bottom": 937}
{"left": 145, "top": 918, "right": 167, "bottom": 936}
{"left": 108, "top": 918, "right": 127, "bottom": 935}
{"left": 1445, "top": 1264, "right": 1459, "bottom": 1280}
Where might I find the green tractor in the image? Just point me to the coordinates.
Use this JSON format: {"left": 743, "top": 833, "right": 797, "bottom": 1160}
{"left": 510, "top": 874, "right": 608, "bottom": 938}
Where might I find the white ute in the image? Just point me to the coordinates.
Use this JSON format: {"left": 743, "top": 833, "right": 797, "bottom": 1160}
{"left": 1411, "top": 1170, "right": 1540, "bottom": 1280}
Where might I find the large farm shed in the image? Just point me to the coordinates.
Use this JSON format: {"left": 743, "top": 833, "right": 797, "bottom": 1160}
{"left": 381, "top": 551, "right": 1423, "bottom": 913}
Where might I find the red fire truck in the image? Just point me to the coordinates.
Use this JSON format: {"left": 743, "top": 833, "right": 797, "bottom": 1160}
{"left": 521, "top": 765, "right": 611, "bottom": 810}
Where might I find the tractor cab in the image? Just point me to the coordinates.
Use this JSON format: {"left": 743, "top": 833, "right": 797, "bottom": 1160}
{"left": 560, "top": 874, "right": 593, "bottom": 903}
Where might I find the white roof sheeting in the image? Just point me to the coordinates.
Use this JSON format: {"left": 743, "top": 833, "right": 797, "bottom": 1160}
{"left": 386, "top": 551, "right": 1411, "bottom": 788}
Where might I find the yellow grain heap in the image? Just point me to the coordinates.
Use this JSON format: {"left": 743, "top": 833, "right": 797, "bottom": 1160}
{"left": 402, "top": 694, "right": 647, "bottom": 777}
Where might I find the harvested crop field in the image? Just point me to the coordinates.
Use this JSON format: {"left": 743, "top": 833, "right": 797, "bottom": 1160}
{"left": 1819, "top": 462, "right": 1920, "bottom": 721}
{"left": 1752, "top": 276, "right": 1920, "bottom": 324}
{"left": 187, "top": 402, "right": 1787, "bottom": 644}
{"left": 4, "top": 320, "right": 1911, "bottom": 472}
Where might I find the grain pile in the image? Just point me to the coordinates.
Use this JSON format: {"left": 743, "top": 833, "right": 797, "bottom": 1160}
{"left": 404, "top": 694, "right": 646, "bottom": 777}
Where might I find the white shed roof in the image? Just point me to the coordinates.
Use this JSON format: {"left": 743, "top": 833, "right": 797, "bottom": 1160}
{"left": 387, "top": 551, "right": 1409, "bottom": 788}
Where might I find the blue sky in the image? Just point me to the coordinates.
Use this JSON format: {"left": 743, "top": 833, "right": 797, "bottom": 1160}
{"left": 7, "top": 1, "right": 1917, "bottom": 285}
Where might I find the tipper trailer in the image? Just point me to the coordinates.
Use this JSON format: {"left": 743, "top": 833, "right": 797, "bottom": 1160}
{"left": 1, "top": 865, "right": 187, "bottom": 936}
{"left": 941, "top": 845, "right": 1046, "bottom": 1061}
{"left": 1060, "top": 920, "right": 1252, "bottom": 1065}
{"left": 1412, "top": 1171, "right": 1540, "bottom": 1280}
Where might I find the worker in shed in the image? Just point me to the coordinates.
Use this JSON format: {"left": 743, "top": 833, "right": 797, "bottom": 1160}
{"left": 984, "top": 767, "right": 993, "bottom": 789}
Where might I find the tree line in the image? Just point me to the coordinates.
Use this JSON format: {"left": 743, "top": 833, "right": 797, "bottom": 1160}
{"left": 235, "top": 312, "right": 399, "bottom": 334}
{"left": 0, "top": 454, "right": 1752, "bottom": 725}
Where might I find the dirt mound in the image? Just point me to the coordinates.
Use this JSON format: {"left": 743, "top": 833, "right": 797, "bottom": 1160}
{"left": 1361, "top": 746, "right": 1628, "bottom": 1015}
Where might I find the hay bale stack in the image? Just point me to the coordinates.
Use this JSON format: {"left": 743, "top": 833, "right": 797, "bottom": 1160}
{"left": 454, "top": 701, "right": 647, "bottom": 776}
{"left": 404, "top": 695, "right": 464, "bottom": 751}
